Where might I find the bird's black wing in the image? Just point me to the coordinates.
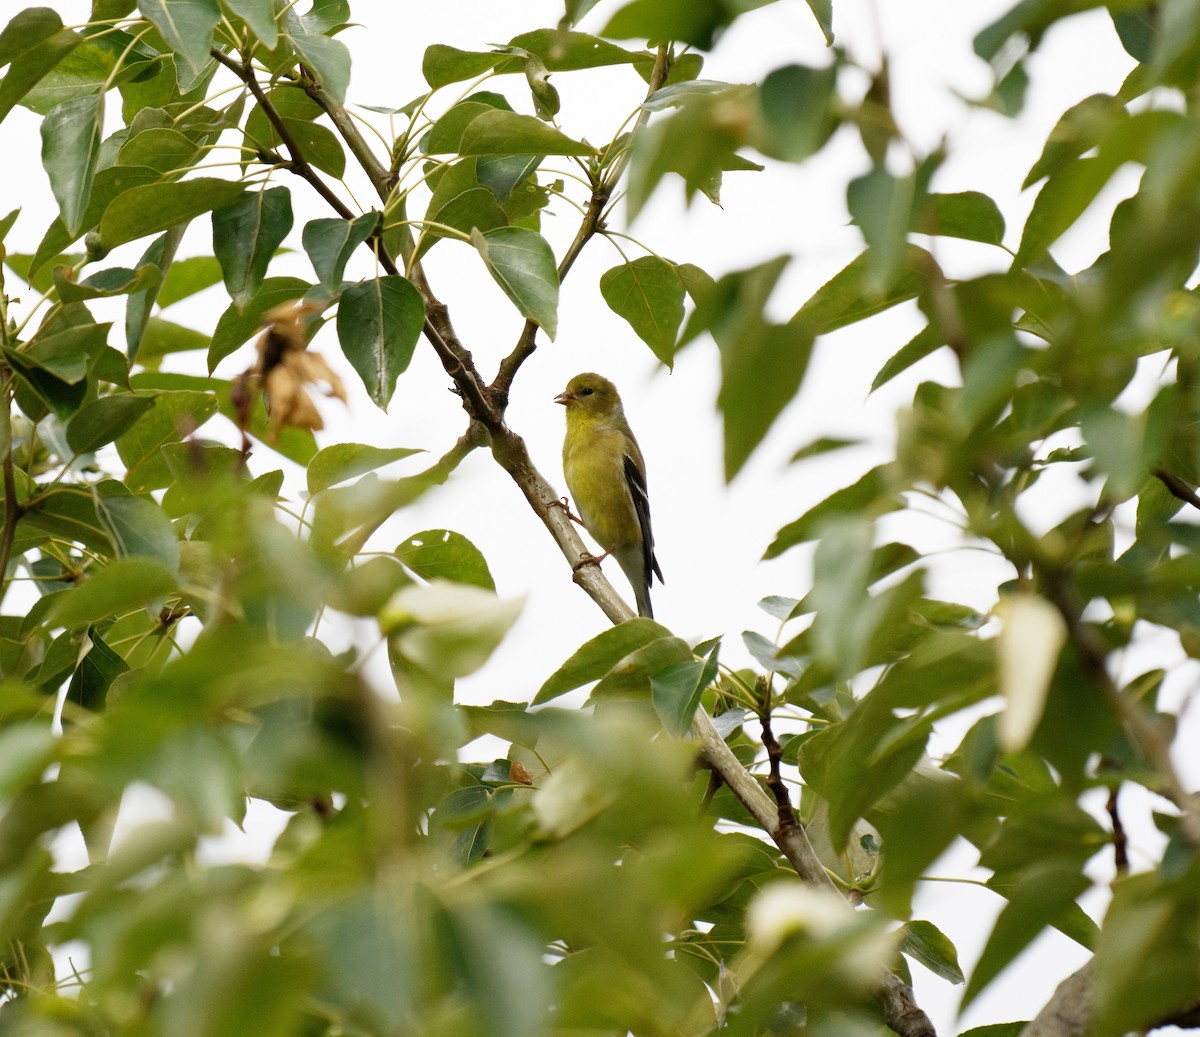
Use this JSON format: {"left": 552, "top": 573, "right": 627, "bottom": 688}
{"left": 624, "top": 453, "right": 664, "bottom": 586}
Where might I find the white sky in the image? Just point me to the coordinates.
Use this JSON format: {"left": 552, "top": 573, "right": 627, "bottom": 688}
{"left": 8, "top": 1, "right": 1196, "bottom": 1033}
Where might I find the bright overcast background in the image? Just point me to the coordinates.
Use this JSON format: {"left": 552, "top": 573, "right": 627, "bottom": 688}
{"left": 8, "top": 1, "right": 1183, "bottom": 1033}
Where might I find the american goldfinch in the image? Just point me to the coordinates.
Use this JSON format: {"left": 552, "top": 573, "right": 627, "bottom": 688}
{"left": 555, "top": 373, "right": 664, "bottom": 618}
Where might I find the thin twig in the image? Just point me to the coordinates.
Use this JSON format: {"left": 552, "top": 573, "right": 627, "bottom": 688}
{"left": 1106, "top": 785, "right": 1128, "bottom": 874}
{"left": 1153, "top": 467, "right": 1200, "bottom": 512}
{"left": 210, "top": 48, "right": 357, "bottom": 220}
{"left": 491, "top": 44, "right": 671, "bottom": 400}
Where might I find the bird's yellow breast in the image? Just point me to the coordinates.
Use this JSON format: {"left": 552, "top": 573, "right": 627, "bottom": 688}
{"left": 562, "top": 418, "right": 640, "bottom": 551}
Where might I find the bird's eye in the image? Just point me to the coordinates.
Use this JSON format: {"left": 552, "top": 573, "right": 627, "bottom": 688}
{"left": 580, "top": 387, "right": 594, "bottom": 396}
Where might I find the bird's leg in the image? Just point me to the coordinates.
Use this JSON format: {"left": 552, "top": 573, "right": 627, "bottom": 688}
{"left": 547, "top": 495, "right": 585, "bottom": 525}
{"left": 572, "top": 549, "right": 611, "bottom": 573}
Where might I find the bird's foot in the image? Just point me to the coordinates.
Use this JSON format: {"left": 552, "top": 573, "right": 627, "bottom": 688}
{"left": 548, "top": 496, "right": 585, "bottom": 525}
{"left": 572, "top": 549, "right": 611, "bottom": 573}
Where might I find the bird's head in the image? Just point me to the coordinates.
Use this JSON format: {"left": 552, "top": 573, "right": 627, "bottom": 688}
{"left": 554, "top": 372, "right": 622, "bottom": 418}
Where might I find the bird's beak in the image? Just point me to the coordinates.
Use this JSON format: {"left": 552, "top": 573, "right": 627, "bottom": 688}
{"left": 554, "top": 390, "right": 575, "bottom": 406}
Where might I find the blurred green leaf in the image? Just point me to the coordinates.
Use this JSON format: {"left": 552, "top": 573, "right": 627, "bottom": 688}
{"left": 66, "top": 625, "right": 128, "bottom": 713}
{"left": 67, "top": 393, "right": 157, "bottom": 454}
{"left": 766, "top": 464, "right": 899, "bottom": 558}
{"left": 307, "top": 442, "right": 423, "bottom": 495}
{"left": 918, "top": 191, "right": 1006, "bottom": 245}
{"left": 964, "top": 862, "right": 1091, "bottom": 1010}
{"left": 901, "top": 920, "right": 964, "bottom": 984}
{"left": 396, "top": 529, "right": 496, "bottom": 591}
{"left": 536, "top": 618, "right": 672, "bottom": 703}
{"left": 49, "top": 558, "right": 177, "bottom": 628}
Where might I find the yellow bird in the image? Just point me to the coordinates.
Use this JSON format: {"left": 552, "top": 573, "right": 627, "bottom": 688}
{"left": 555, "top": 372, "right": 664, "bottom": 618}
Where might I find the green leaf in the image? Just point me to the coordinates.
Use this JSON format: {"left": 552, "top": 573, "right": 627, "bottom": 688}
{"left": 471, "top": 227, "right": 559, "bottom": 338}
{"left": 95, "top": 494, "right": 180, "bottom": 572}
{"left": 0, "top": 8, "right": 62, "bottom": 66}
{"left": 1014, "top": 156, "right": 1118, "bottom": 268}
{"left": 535, "top": 618, "right": 672, "bottom": 703}
{"left": 40, "top": 93, "right": 104, "bottom": 237}
{"left": 19, "top": 492, "right": 110, "bottom": 560}
{"left": 870, "top": 324, "right": 944, "bottom": 393}
{"left": 803, "top": 0, "right": 834, "bottom": 44}
{"left": 396, "top": 530, "right": 496, "bottom": 591}
{"left": 49, "top": 557, "right": 178, "bottom": 628}
{"left": 958, "top": 1025, "right": 1028, "bottom": 1037}
{"left": 302, "top": 213, "right": 378, "bottom": 290}
{"left": 66, "top": 626, "right": 129, "bottom": 713}
{"left": 1093, "top": 873, "right": 1200, "bottom": 1037}
{"left": 416, "top": 161, "right": 508, "bottom": 262}
{"left": 650, "top": 641, "right": 717, "bottom": 736}
{"left": 719, "top": 315, "right": 814, "bottom": 481}
{"left": 963, "top": 861, "right": 1091, "bottom": 1010}
{"left": 243, "top": 86, "right": 346, "bottom": 178}
{"left": 336, "top": 275, "right": 426, "bottom": 410}
{"left": 600, "top": 257, "right": 685, "bottom": 367}
{"left": 422, "top": 31, "right": 651, "bottom": 89}
{"left": 53, "top": 263, "right": 161, "bottom": 303}
{"left": 0, "top": 22, "right": 81, "bottom": 121}
{"left": 136, "top": 317, "right": 210, "bottom": 364}
{"left": 212, "top": 186, "right": 294, "bottom": 308}
{"left": 282, "top": 7, "right": 350, "bottom": 103}
{"left": 901, "top": 920, "right": 964, "bottom": 984}
{"left": 67, "top": 393, "right": 157, "bottom": 454}
{"left": 138, "top": 0, "right": 220, "bottom": 74}
{"left": 99, "top": 178, "right": 247, "bottom": 249}
{"left": 306, "top": 442, "right": 423, "bottom": 494}
{"left": 766, "top": 464, "right": 898, "bottom": 558}
{"left": 157, "top": 254, "right": 224, "bottom": 306}
{"left": 918, "top": 191, "right": 1006, "bottom": 246}
{"left": 795, "top": 245, "right": 932, "bottom": 335}
{"left": 224, "top": 0, "right": 278, "bottom": 49}
{"left": 116, "top": 127, "right": 202, "bottom": 176}
{"left": 453, "top": 108, "right": 598, "bottom": 157}
{"left": 116, "top": 389, "right": 220, "bottom": 491}
{"left": 592, "top": 636, "right": 695, "bottom": 697}
{"left": 126, "top": 227, "right": 185, "bottom": 360}
{"left": 602, "top": 0, "right": 744, "bottom": 50}
{"left": 209, "top": 276, "right": 311, "bottom": 371}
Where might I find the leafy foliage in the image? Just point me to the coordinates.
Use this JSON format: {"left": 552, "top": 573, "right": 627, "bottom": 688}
{"left": 0, "top": 2, "right": 1198, "bottom": 1037}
